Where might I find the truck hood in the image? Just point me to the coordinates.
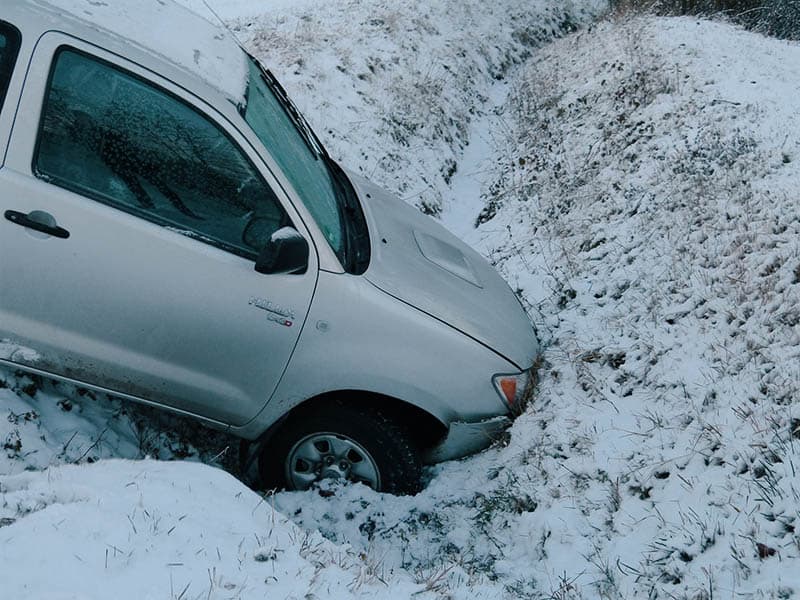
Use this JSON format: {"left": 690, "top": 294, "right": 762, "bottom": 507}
{"left": 347, "top": 172, "right": 539, "bottom": 370}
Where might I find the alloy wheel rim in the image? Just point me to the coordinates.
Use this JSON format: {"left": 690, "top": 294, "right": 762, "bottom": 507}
{"left": 286, "top": 433, "right": 381, "bottom": 491}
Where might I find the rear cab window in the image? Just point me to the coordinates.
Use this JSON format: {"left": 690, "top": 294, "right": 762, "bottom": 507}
{"left": 0, "top": 20, "right": 22, "bottom": 114}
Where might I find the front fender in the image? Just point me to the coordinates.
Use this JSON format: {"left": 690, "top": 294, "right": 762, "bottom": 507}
{"left": 232, "top": 271, "right": 517, "bottom": 440}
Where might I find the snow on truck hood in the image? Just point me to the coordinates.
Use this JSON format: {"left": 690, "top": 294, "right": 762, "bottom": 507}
{"left": 349, "top": 172, "right": 539, "bottom": 371}
{"left": 33, "top": 0, "right": 249, "bottom": 103}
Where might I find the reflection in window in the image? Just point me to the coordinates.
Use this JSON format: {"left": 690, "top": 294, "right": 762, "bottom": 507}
{"left": 36, "top": 49, "right": 288, "bottom": 258}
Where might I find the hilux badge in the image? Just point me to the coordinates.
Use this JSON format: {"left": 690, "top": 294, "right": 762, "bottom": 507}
{"left": 249, "top": 297, "right": 295, "bottom": 327}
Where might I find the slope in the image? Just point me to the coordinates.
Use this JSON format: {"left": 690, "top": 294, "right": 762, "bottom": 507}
{"left": 274, "top": 15, "right": 800, "bottom": 600}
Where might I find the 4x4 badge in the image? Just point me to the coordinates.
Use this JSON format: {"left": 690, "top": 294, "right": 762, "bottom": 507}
{"left": 249, "top": 297, "right": 295, "bottom": 327}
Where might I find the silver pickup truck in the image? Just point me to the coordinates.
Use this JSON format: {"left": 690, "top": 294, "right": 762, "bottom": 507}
{"left": 0, "top": 0, "right": 539, "bottom": 494}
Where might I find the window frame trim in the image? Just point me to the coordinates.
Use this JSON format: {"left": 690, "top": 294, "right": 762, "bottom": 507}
{"left": 0, "top": 19, "right": 22, "bottom": 114}
{"left": 32, "top": 44, "right": 291, "bottom": 262}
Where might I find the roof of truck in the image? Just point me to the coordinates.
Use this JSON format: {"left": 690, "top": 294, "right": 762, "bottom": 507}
{"left": 14, "top": 0, "right": 249, "bottom": 103}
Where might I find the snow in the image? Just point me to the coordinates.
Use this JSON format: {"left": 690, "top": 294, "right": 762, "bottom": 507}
{"left": 3, "top": 1, "right": 800, "bottom": 598}
{"left": 423, "top": 16, "right": 800, "bottom": 598}
{"left": 270, "top": 225, "right": 302, "bottom": 242}
{"left": 0, "top": 460, "right": 429, "bottom": 599}
{"left": 0, "top": 339, "right": 41, "bottom": 363}
{"left": 36, "top": 0, "right": 249, "bottom": 103}
{"left": 176, "top": 0, "right": 315, "bottom": 20}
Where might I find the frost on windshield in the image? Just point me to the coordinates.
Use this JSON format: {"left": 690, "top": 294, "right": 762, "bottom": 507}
{"left": 35, "top": 0, "right": 249, "bottom": 103}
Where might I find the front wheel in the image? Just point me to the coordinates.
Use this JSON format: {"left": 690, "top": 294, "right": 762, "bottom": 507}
{"left": 259, "top": 403, "right": 422, "bottom": 495}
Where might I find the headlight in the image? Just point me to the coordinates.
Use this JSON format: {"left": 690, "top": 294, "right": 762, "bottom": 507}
{"left": 492, "top": 369, "right": 534, "bottom": 415}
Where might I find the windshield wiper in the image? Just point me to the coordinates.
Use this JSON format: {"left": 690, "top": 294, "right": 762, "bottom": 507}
{"left": 252, "top": 59, "right": 327, "bottom": 160}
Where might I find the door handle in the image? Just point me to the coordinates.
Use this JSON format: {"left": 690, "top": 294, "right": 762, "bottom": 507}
{"left": 4, "top": 210, "right": 70, "bottom": 239}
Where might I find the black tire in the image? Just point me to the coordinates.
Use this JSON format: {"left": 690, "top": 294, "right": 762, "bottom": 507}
{"left": 259, "top": 402, "right": 422, "bottom": 495}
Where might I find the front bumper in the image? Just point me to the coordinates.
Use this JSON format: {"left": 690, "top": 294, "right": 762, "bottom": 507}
{"left": 423, "top": 361, "right": 538, "bottom": 464}
{"left": 422, "top": 415, "right": 512, "bottom": 464}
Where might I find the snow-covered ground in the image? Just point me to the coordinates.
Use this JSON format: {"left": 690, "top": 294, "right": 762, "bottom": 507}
{"left": 3, "top": 1, "right": 800, "bottom": 598}
{"left": 469, "top": 18, "right": 800, "bottom": 597}
{"left": 0, "top": 460, "right": 428, "bottom": 599}
{"left": 266, "top": 13, "right": 800, "bottom": 600}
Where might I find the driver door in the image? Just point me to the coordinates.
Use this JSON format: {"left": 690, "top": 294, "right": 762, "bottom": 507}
{"left": 0, "top": 34, "right": 317, "bottom": 426}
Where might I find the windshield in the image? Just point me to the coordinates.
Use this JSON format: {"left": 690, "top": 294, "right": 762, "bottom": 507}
{"left": 242, "top": 57, "right": 369, "bottom": 272}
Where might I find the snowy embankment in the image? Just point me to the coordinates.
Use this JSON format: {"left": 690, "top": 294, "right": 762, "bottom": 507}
{"left": 222, "top": 0, "right": 601, "bottom": 215}
{"left": 272, "top": 16, "right": 800, "bottom": 600}
{"left": 477, "top": 18, "right": 800, "bottom": 597}
{"left": 0, "top": 460, "right": 427, "bottom": 598}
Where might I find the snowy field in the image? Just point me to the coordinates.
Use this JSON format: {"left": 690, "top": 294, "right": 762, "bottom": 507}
{"left": 4, "top": 0, "right": 800, "bottom": 598}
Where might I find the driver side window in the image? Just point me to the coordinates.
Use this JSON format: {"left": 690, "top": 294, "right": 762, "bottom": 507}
{"left": 35, "top": 48, "right": 287, "bottom": 259}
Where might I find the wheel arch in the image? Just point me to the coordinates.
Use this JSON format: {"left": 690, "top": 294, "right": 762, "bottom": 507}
{"left": 282, "top": 390, "right": 448, "bottom": 450}
{"left": 244, "top": 389, "right": 447, "bottom": 456}
{"left": 238, "top": 389, "right": 449, "bottom": 483}
{"left": 251, "top": 390, "right": 440, "bottom": 494}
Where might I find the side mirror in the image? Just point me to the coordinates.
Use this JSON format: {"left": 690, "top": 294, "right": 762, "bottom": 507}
{"left": 255, "top": 226, "right": 309, "bottom": 275}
